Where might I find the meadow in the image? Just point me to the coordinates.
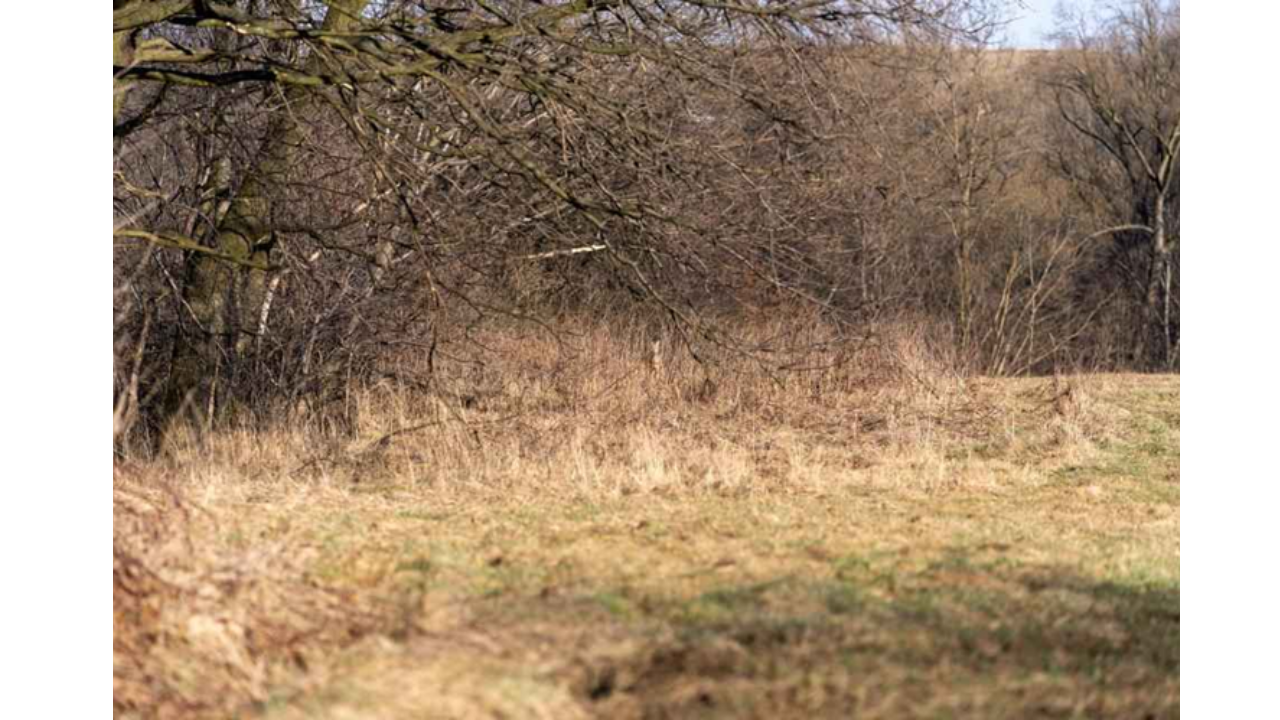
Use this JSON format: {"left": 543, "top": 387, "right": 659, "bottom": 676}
{"left": 114, "top": 327, "right": 1179, "bottom": 718}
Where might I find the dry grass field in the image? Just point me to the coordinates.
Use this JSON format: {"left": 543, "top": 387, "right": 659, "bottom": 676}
{"left": 114, "top": 327, "right": 1179, "bottom": 719}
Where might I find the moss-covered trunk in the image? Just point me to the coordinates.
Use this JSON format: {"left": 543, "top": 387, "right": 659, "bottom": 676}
{"left": 161, "top": 1, "right": 369, "bottom": 435}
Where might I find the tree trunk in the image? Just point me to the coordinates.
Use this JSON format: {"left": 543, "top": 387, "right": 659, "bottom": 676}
{"left": 161, "top": 157, "right": 258, "bottom": 429}
{"left": 1144, "top": 192, "right": 1170, "bottom": 370}
{"left": 954, "top": 173, "right": 976, "bottom": 366}
{"left": 161, "top": 1, "right": 369, "bottom": 437}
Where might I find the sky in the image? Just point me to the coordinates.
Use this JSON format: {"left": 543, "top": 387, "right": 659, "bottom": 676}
{"left": 1002, "top": 0, "right": 1106, "bottom": 48}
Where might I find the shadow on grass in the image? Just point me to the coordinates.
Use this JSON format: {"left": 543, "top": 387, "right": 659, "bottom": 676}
{"left": 568, "top": 546, "right": 1179, "bottom": 719}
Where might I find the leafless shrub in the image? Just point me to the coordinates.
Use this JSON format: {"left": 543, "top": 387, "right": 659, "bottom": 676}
{"left": 113, "top": 1, "right": 1178, "bottom": 448}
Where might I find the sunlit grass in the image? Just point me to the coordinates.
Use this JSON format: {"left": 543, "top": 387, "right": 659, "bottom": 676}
{"left": 115, "top": 354, "right": 1178, "bottom": 719}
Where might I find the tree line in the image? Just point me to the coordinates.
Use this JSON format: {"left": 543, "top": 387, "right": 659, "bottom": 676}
{"left": 113, "top": 0, "right": 1179, "bottom": 444}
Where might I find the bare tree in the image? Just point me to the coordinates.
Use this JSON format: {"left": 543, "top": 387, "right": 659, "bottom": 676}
{"left": 1046, "top": 0, "right": 1179, "bottom": 369}
{"left": 113, "top": 1, "right": 993, "bottom": 438}
{"left": 920, "top": 43, "right": 1025, "bottom": 365}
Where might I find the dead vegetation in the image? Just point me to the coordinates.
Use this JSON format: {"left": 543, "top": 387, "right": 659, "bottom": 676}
{"left": 114, "top": 469, "right": 394, "bottom": 718}
{"left": 111, "top": 2, "right": 1180, "bottom": 715}
{"left": 114, "top": 324, "right": 1179, "bottom": 719}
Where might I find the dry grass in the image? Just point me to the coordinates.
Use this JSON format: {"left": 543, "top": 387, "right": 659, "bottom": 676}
{"left": 114, "top": 322, "right": 1179, "bottom": 719}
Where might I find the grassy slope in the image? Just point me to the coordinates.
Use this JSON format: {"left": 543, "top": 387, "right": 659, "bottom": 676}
{"left": 115, "top": 374, "right": 1179, "bottom": 719}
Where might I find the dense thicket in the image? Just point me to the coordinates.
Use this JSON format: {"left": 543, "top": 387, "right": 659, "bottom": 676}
{"left": 113, "top": 0, "right": 1179, "bottom": 447}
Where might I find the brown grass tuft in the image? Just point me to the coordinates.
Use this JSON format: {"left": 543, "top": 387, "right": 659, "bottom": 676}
{"left": 113, "top": 467, "right": 391, "bottom": 719}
